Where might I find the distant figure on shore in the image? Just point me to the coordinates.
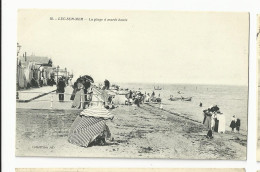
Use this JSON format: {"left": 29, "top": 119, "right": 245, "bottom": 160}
{"left": 199, "top": 102, "right": 203, "bottom": 107}
{"left": 236, "top": 118, "right": 241, "bottom": 133}
{"left": 57, "top": 77, "right": 66, "bottom": 102}
{"left": 145, "top": 93, "right": 150, "bottom": 102}
{"left": 230, "top": 115, "right": 237, "bottom": 132}
{"left": 103, "top": 79, "right": 110, "bottom": 90}
{"left": 129, "top": 90, "right": 133, "bottom": 99}
{"left": 151, "top": 91, "right": 155, "bottom": 97}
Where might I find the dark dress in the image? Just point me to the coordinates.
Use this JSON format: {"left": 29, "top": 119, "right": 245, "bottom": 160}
{"left": 236, "top": 119, "right": 241, "bottom": 131}
{"left": 230, "top": 120, "right": 236, "bottom": 129}
{"left": 57, "top": 80, "right": 66, "bottom": 101}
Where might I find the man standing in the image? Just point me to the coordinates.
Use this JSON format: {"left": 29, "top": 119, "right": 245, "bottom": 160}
{"left": 57, "top": 77, "right": 66, "bottom": 102}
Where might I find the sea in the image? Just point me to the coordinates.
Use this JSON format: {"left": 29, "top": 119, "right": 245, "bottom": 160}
{"left": 117, "top": 83, "right": 248, "bottom": 134}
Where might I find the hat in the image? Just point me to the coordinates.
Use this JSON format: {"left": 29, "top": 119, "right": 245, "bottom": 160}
{"left": 216, "top": 110, "right": 222, "bottom": 114}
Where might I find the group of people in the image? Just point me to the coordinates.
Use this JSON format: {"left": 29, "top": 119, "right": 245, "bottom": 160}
{"left": 124, "top": 90, "right": 161, "bottom": 107}
{"left": 203, "top": 105, "right": 241, "bottom": 139}
{"left": 144, "top": 91, "right": 161, "bottom": 103}
{"left": 70, "top": 77, "right": 93, "bottom": 109}
{"left": 230, "top": 115, "right": 241, "bottom": 133}
{"left": 126, "top": 90, "right": 144, "bottom": 107}
{"left": 68, "top": 78, "right": 115, "bottom": 147}
{"left": 203, "top": 105, "right": 225, "bottom": 138}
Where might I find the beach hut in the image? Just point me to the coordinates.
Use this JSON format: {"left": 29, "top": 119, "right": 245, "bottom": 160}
{"left": 68, "top": 105, "right": 114, "bottom": 147}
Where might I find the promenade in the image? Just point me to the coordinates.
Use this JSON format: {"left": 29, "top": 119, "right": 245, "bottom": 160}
{"left": 16, "top": 85, "right": 101, "bottom": 110}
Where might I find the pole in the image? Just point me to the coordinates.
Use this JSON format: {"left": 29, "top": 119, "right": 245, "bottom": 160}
{"left": 56, "top": 68, "right": 58, "bottom": 84}
{"left": 80, "top": 93, "right": 83, "bottom": 109}
{"left": 50, "top": 93, "right": 53, "bottom": 109}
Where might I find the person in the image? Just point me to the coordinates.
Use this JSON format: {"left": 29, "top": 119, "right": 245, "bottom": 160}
{"left": 104, "top": 79, "right": 110, "bottom": 90}
{"left": 151, "top": 91, "right": 155, "bottom": 98}
{"left": 82, "top": 80, "right": 91, "bottom": 108}
{"left": 57, "top": 78, "right": 66, "bottom": 101}
{"left": 70, "top": 82, "right": 78, "bottom": 100}
{"left": 216, "top": 110, "right": 225, "bottom": 133}
{"left": 211, "top": 113, "right": 216, "bottom": 131}
{"left": 68, "top": 103, "right": 114, "bottom": 147}
{"left": 72, "top": 80, "right": 85, "bottom": 108}
{"left": 145, "top": 93, "right": 150, "bottom": 102}
{"left": 203, "top": 108, "right": 213, "bottom": 139}
{"left": 69, "top": 78, "right": 73, "bottom": 86}
{"left": 86, "top": 87, "right": 93, "bottom": 107}
{"left": 143, "top": 93, "right": 146, "bottom": 103}
{"left": 236, "top": 118, "right": 241, "bottom": 133}
{"left": 129, "top": 90, "right": 133, "bottom": 99}
{"left": 31, "top": 77, "right": 38, "bottom": 88}
{"left": 230, "top": 115, "right": 237, "bottom": 132}
{"left": 199, "top": 102, "right": 203, "bottom": 107}
{"left": 134, "top": 94, "right": 141, "bottom": 107}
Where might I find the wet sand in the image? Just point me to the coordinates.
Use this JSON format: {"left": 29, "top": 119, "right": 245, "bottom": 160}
{"left": 16, "top": 104, "right": 247, "bottom": 160}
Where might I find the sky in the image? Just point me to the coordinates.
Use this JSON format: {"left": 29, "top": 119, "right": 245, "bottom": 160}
{"left": 18, "top": 10, "right": 249, "bottom": 85}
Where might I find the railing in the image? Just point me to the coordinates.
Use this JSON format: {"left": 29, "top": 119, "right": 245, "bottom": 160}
{"left": 16, "top": 89, "right": 106, "bottom": 109}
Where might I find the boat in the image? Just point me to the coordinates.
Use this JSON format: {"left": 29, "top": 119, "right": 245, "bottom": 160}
{"left": 154, "top": 86, "right": 162, "bottom": 90}
{"left": 169, "top": 96, "right": 192, "bottom": 101}
{"left": 181, "top": 97, "right": 192, "bottom": 101}
{"left": 169, "top": 97, "right": 181, "bottom": 101}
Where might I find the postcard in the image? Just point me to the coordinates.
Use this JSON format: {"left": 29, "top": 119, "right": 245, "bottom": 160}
{"left": 16, "top": 10, "right": 249, "bottom": 160}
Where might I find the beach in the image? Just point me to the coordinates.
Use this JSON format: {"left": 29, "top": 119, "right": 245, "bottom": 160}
{"left": 16, "top": 103, "right": 247, "bottom": 160}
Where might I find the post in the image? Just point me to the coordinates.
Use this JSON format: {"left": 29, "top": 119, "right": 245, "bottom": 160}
{"left": 56, "top": 65, "right": 59, "bottom": 84}
{"left": 50, "top": 93, "right": 53, "bottom": 109}
{"left": 80, "top": 93, "right": 83, "bottom": 109}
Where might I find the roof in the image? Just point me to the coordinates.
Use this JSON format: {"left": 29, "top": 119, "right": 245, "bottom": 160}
{"left": 25, "top": 55, "right": 50, "bottom": 64}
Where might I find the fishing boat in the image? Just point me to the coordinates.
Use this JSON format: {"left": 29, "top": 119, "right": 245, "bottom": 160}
{"left": 181, "top": 97, "right": 192, "bottom": 101}
{"left": 169, "top": 97, "right": 181, "bottom": 101}
{"left": 154, "top": 86, "right": 162, "bottom": 90}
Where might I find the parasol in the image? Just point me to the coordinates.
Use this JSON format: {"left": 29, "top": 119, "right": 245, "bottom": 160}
{"left": 81, "top": 75, "right": 94, "bottom": 83}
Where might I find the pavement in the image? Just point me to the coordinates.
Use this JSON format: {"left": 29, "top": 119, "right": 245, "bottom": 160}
{"left": 16, "top": 85, "right": 101, "bottom": 110}
{"left": 17, "top": 86, "right": 57, "bottom": 102}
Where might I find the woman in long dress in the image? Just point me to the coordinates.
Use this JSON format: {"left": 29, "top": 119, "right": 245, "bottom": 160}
{"left": 203, "top": 109, "right": 213, "bottom": 138}
{"left": 216, "top": 111, "right": 225, "bottom": 133}
{"left": 71, "top": 81, "right": 85, "bottom": 108}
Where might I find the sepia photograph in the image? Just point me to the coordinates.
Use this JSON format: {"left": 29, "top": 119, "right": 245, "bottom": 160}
{"left": 15, "top": 169, "right": 245, "bottom": 172}
{"left": 16, "top": 10, "right": 249, "bottom": 160}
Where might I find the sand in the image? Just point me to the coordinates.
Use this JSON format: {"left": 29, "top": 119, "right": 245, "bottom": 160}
{"left": 16, "top": 104, "right": 247, "bottom": 160}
